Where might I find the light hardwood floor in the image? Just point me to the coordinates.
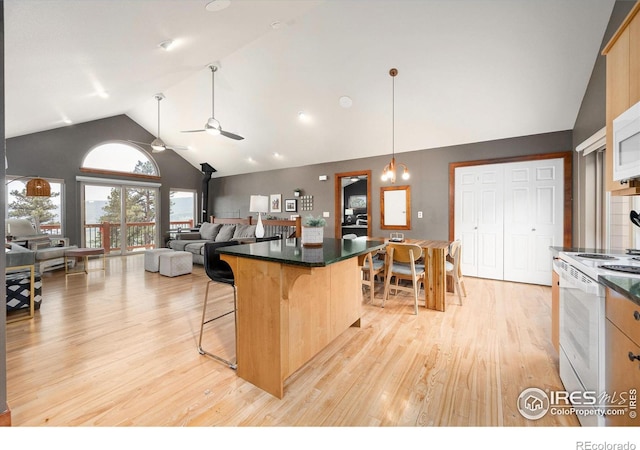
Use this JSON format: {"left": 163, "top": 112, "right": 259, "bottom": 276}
{"left": 5, "top": 254, "right": 579, "bottom": 427}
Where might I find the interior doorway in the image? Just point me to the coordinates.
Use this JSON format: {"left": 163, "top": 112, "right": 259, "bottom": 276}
{"left": 334, "top": 170, "right": 372, "bottom": 238}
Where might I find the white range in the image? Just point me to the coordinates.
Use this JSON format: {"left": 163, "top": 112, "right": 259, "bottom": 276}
{"left": 555, "top": 250, "right": 640, "bottom": 426}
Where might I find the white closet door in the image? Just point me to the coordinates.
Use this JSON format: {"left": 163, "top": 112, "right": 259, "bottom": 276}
{"left": 455, "top": 167, "right": 479, "bottom": 276}
{"left": 476, "top": 166, "right": 504, "bottom": 279}
{"left": 503, "top": 158, "right": 563, "bottom": 285}
{"left": 454, "top": 164, "right": 504, "bottom": 280}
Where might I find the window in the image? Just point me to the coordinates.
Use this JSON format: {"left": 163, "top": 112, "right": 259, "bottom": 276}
{"left": 82, "top": 141, "right": 159, "bottom": 176}
{"left": 5, "top": 177, "right": 64, "bottom": 235}
{"left": 78, "top": 142, "right": 161, "bottom": 253}
{"left": 169, "top": 189, "right": 197, "bottom": 230}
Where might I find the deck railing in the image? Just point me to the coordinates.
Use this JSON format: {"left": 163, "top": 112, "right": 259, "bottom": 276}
{"left": 30, "top": 220, "right": 194, "bottom": 251}
{"left": 83, "top": 220, "right": 194, "bottom": 252}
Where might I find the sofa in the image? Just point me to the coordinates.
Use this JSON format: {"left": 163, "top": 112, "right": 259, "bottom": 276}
{"left": 6, "top": 218, "right": 78, "bottom": 273}
{"left": 167, "top": 222, "right": 257, "bottom": 265}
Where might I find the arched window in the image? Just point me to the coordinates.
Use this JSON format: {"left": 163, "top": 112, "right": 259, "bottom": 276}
{"left": 79, "top": 141, "right": 161, "bottom": 254}
{"left": 81, "top": 141, "right": 159, "bottom": 177}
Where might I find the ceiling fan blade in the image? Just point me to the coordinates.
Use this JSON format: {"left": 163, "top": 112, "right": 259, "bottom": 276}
{"left": 128, "top": 140, "right": 152, "bottom": 147}
{"left": 220, "top": 130, "right": 244, "bottom": 140}
{"left": 181, "top": 129, "right": 206, "bottom": 133}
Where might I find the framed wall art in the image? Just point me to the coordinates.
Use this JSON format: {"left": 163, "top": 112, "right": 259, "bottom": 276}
{"left": 270, "top": 194, "right": 282, "bottom": 213}
{"left": 285, "top": 199, "right": 297, "bottom": 212}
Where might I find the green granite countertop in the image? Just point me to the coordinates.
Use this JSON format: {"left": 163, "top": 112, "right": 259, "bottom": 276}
{"left": 599, "top": 275, "right": 640, "bottom": 307}
{"left": 216, "top": 237, "right": 387, "bottom": 268}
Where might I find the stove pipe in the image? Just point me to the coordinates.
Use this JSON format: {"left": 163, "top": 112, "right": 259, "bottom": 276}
{"left": 200, "top": 163, "right": 217, "bottom": 225}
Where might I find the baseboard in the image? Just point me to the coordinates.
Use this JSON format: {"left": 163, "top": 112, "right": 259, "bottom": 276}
{"left": 0, "top": 403, "right": 12, "bottom": 426}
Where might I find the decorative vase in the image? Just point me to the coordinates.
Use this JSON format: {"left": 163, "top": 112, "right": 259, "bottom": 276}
{"left": 301, "top": 226, "right": 324, "bottom": 247}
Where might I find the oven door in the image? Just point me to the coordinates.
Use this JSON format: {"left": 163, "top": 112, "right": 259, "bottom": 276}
{"left": 558, "top": 273, "right": 604, "bottom": 393}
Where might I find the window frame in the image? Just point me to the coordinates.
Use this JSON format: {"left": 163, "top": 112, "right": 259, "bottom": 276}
{"left": 81, "top": 141, "right": 160, "bottom": 180}
{"left": 169, "top": 188, "right": 198, "bottom": 231}
{"left": 5, "top": 176, "right": 66, "bottom": 236}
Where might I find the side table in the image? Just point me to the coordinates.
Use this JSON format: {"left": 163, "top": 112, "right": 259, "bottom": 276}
{"left": 64, "top": 247, "right": 106, "bottom": 276}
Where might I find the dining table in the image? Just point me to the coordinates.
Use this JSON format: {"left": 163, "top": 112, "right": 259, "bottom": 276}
{"left": 370, "top": 237, "right": 452, "bottom": 312}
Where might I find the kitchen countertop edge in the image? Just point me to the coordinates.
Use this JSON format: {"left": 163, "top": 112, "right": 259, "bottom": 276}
{"left": 599, "top": 275, "right": 640, "bottom": 307}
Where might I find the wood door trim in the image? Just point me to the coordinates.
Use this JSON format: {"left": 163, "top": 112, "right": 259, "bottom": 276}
{"left": 334, "top": 170, "right": 372, "bottom": 238}
{"left": 448, "top": 151, "right": 573, "bottom": 247}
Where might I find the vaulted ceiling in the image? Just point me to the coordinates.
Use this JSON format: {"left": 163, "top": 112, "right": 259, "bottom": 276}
{"left": 5, "top": 0, "right": 617, "bottom": 177}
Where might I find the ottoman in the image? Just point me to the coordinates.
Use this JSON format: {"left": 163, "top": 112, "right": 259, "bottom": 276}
{"left": 144, "top": 248, "right": 174, "bottom": 272}
{"left": 159, "top": 251, "right": 192, "bottom": 277}
{"left": 6, "top": 270, "right": 42, "bottom": 313}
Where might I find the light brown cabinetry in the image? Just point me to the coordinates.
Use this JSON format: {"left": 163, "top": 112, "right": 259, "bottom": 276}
{"left": 605, "top": 287, "right": 640, "bottom": 426}
{"left": 603, "top": 1, "right": 640, "bottom": 195}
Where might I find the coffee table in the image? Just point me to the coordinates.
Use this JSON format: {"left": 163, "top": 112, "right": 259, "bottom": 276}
{"left": 64, "top": 247, "right": 106, "bottom": 276}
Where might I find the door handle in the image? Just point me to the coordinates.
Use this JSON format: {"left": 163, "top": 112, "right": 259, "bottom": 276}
{"left": 634, "top": 311, "right": 640, "bottom": 321}
{"left": 628, "top": 351, "right": 640, "bottom": 362}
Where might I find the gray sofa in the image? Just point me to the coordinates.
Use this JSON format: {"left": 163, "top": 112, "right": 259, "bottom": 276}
{"left": 6, "top": 218, "right": 78, "bottom": 273}
{"left": 167, "top": 222, "right": 257, "bottom": 265}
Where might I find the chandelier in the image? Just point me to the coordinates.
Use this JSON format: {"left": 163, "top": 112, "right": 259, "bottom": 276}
{"left": 381, "top": 68, "right": 409, "bottom": 183}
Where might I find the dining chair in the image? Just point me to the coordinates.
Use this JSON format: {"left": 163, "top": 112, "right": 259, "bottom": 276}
{"left": 362, "top": 251, "right": 385, "bottom": 305}
{"left": 446, "top": 240, "right": 467, "bottom": 305}
{"left": 382, "top": 243, "right": 425, "bottom": 315}
{"left": 343, "top": 233, "right": 384, "bottom": 303}
{"left": 198, "top": 241, "right": 240, "bottom": 369}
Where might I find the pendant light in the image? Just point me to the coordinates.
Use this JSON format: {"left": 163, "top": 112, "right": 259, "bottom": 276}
{"left": 381, "top": 68, "right": 409, "bottom": 183}
{"left": 25, "top": 178, "right": 51, "bottom": 197}
{"left": 5, "top": 176, "right": 51, "bottom": 197}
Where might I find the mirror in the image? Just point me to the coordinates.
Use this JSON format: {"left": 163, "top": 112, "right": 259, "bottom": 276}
{"left": 380, "top": 185, "right": 411, "bottom": 230}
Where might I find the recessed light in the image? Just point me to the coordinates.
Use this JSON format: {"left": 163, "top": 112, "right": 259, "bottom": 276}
{"left": 62, "top": 118, "right": 72, "bottom": 124}
{"left": 339, "top": 96, "right": 353, "bottom": 108}
{"left": 273, "top": 152, "right": 283, "bottom": 158}
{"left": 271, "top": 21, "right": 282, "bottom": 30}
{"left": 97, "top": 91, "right": 109, "bottom": 99}
{"left": 298, "top": 111, "right": 310, "bottom": 122}
{"left": 205, "top": 0, "right": 231, "bottom": 12}
{"left": 158, "top": 39, "right": 175, "bottom": 51}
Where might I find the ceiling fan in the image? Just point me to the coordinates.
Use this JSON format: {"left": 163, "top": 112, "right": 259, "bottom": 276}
{"left": 181, "top": 65, "right": 244, "bottom": 140}
{"left": 129, "top": 93, "right": 189, "bottom": 153}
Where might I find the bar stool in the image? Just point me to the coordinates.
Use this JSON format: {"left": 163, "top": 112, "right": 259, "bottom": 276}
{"left": 198, "top": 241, "right": 240, "bottom": 369}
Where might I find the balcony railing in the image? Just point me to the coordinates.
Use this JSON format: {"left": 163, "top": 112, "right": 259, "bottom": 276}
{"left": 82, "top": 220, "right": 194, "bottom": 252}
{"left": 29, "top": 220, "right": 194, "bottom": 252}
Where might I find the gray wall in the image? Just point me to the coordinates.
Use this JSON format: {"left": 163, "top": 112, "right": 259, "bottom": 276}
{"left": 5, "top": 115, "right": 203, "bottom": 246}
{"left": 212, "top": 130, "right": 572, "bottom": 240}
{"left": 572, "top": 0, "right": 636, "bottom": 245}
{"left": 1, "top": 0, "right": 7, "bottom": 419}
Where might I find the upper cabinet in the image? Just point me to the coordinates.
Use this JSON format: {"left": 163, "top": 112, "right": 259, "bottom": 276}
{"left": 603, "top": 1, "right": 640, "bottom": 195}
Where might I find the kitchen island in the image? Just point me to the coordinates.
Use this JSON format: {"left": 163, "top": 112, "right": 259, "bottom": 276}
{"left": 217, "top": 237, "right": 386, "bottom": 398}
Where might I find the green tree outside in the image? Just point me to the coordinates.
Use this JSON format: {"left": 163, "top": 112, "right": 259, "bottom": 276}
{"left": 98, "top": 161, "right": 157, "bottom": 250}
{"left": 8, "top": 188, "right": 60, "bottom": 232}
